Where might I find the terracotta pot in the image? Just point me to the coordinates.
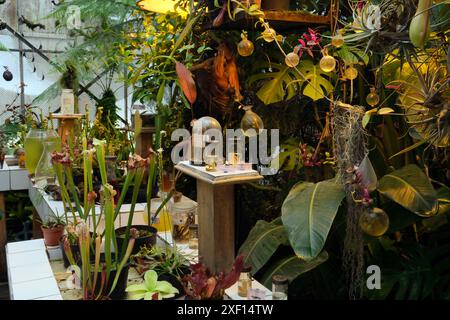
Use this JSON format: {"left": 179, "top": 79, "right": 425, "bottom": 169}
{"left": 262, "top": 0, "right": 290, "bottom": 10}
{"left": 41, "top": 225, "right": 65, "bottom": 246}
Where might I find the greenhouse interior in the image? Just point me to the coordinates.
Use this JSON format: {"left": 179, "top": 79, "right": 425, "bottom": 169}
{"left": 0, "top": 0, "right": 449, "bottom": 303}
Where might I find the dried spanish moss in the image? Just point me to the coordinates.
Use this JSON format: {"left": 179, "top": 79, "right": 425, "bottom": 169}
{"left": 332, "top": 102, "right": 369, "bottom": 299}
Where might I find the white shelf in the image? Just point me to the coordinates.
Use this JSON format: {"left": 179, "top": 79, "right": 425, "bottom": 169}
{"left": 6, "top": 239, "right": 63, "bottom": 300}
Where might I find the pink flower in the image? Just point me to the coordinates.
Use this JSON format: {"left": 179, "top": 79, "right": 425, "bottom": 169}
{"left": 297, "top": 28, "right": 322, "bottom": 59}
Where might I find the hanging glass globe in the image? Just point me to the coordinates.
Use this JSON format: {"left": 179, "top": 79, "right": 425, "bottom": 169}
{"left": 366, "top": 87, "right": 380, "bottom": 107}
{"left": 331, "top": 30, "right": 345, "bottom": 48}
{"left": 237, "top": 32, "right": 254, "bottom": 57}
{"left": 345, "top": 65, "right": 358, "bottom": 80}
{"left": 285, "top": 52, "right": 299, "bottom": 68}
{"left": 320, "top": 55, "right": 336, "bottom": 72}
{"left": 359, "top": 207, "right": 390, "bottom": 237}
{"left": 241, "top": 106, "right": 264, "bottom": 137}
{"left": 262, "top": 28, "right": 277, "bottom": 42}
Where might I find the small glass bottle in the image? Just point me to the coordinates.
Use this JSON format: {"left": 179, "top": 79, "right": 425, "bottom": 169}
{"left": 238, "top": 266, "right": 253, "bottom": 298}
{"left": 188, "top": 224, "right": 199, "bottom": 249}
{"left": 272, "top": 275, "right": 288, "bottom": 300}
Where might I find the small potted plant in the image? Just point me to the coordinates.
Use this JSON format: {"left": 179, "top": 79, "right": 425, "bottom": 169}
{"left": 39, "top": 212, "right": 66, "bottom": 246}
{"left": 131, "top": 245, "right": 191, "bottom": 298}
{"left": 126, "top": 270, "right": 179, "bottom": 300}
{"left": 182, "top": 255, "right": 244, "bottom": 300}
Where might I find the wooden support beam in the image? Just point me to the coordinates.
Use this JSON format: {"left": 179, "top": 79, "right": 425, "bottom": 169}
{"left": 197, "top": 180, "right": 235, "bottom": 274}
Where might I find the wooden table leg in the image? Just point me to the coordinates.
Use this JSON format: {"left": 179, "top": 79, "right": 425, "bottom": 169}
{"left": 197, "top": 180, "right": 235, "bottom": 274}
{"left": 0, "top": 192, "right": 7, "bottom": 281}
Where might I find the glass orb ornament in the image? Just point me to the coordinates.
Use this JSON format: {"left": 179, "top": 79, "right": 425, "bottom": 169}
{"left": 359, "top": 207, "right": 390, "bottom": 237}
{"left": 320, "top": 55, "right": 336, "bottom": 72}
{"left": 331, "top": 30, "right": 344, "bottom": 48}
{"left": 285, "top": 52, "right": 299, "bottom": 68}
{"left": 366, "top": 87, "right": 380, "bottom": 107}
{"left": 191, "top": 116, "right": 222, "bottom": 166}
{"left": 262, "top": 28, "right": 277, "bottom": 42}
{"left": 237, "top": 32, "right": 254, "bottom": 57}
{"left": 241, "top": 106, "right": 264, "bottom": 137}
{"left": 345, "top": 65, "right": 358, "bottom": 80}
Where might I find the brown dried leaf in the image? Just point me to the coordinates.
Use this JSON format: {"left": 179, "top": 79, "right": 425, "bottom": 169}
{"left": 176, "top": 62, "right": 197, "bottom": 105}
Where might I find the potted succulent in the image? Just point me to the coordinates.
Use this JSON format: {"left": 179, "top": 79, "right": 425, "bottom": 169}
{"left": 39, "top": 212, "right": 66, "bottom": 246}
{"left": 126, "top": 270, "right": 179, "bottom": 300}
{"left": 131, "top": 245, "right": 191, "bottom": 298}
{"left": 182, "top": 255, "right": 244, "bottom": 300}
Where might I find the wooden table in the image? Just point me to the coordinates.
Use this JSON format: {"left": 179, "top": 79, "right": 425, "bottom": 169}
{"left": 175, "top": 162, "right": 262, "bottom": 274}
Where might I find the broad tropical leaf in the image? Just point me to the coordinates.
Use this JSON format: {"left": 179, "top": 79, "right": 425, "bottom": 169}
{"left": 300, "top": 60, "right": 334, "bottom": 101}
{"left": 281, "top": 180, "right": 345, "bottom": 260}
{"left": 368, "top": 242, "right": 450, "bottom": 300}
{"left": 270, "top": 138, "right": 301, "bottom": 172}
{"left": 249, "top": 63, "right": 300, "bottom": 105}
{"left": 436, "top": 186, "right": 450, "bottom": 215}
{"left": 377, "top": 165, "right": 438, "bottom": 217}
{"left": 260, "top": 251, "right": 328, "bottom": 288}
{"left": 334, "top": 45, "right": 369, "bottom": 66}
{"left": 238, "top": 217, "right": 289, "bottom": 274}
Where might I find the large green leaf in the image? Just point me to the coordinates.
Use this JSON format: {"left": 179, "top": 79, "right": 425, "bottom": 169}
{"left": 270, "top": 138, "right": 301, "bottom": 172}
{"left": 248, "top": 63, "right": 300, "bottom": 105}
{"left": 238, "top": 218, "right": 289, "bottom": 274}
{"left": 281, "top": 180, "right": 345, "bottom": 260}
{"left": 334, "top": 45, "right": 369, "bottom": 66}
{"left": 260, "top": 251, "right": 328, "bottom": 288}
{"left": 377, "top": 165, "right": 438, "bottom": 217}
{"left": 300, "top": 60, "right": 334, "bottom": 101}
{"left": 436, "top": 186, "right": 450, "bottom": 216}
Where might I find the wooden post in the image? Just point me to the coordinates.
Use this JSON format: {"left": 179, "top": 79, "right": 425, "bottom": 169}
{"left": 197, "top": 181, "right": 235, "bottom": 273}
{"left": 0, "top": 192, "right": 7, "bottom": 281}
{"left": 50, "top": 114, "right": 84, "bottom": 145}
{"left": 175, "top": 163, "right": 262, "bottom": 274}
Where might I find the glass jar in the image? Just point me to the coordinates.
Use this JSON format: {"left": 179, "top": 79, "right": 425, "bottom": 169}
{"left": 188, "top": 224, "right": 199, "bottom": 249}
{"left": 240, "top": 106, "right": 264, "bottom": 137}
{"left": 24, "top": 128, "right": 47, "bottom": 175}
{"left": 144, "top": 197, "right": 173, "bottom": 233}
{"left": 238, "top": 266, "right": 252, "bottom": 297}
{"left": 46, "top": 129, "right": 62, "bottom": 152}
{"left": 61, "top": 89, "right": 75, "bottom": 114}
{"left": 272, "top": 275, "right": 288, "bottom": 300}
{"left": 35, "top": 140, "right": 59, "bottom": 187}
{"left": 171, "top": 198, "right": 197, "bottom": 243}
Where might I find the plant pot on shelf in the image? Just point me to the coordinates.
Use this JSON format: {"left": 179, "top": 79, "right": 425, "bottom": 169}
{"left": 81, "top": 257, "right": 130, "bottom": 300}
{"left": 262, "top": 0, "right": 290, "bottom": 11}
{"left": 98, "top": 263, "right": 130, "bottom": 300}
{"left": 115, "top": 225, "right": 157, "bottom": 255}
{"left": 41, "top": 225, "right": 65, "bottom": 246}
